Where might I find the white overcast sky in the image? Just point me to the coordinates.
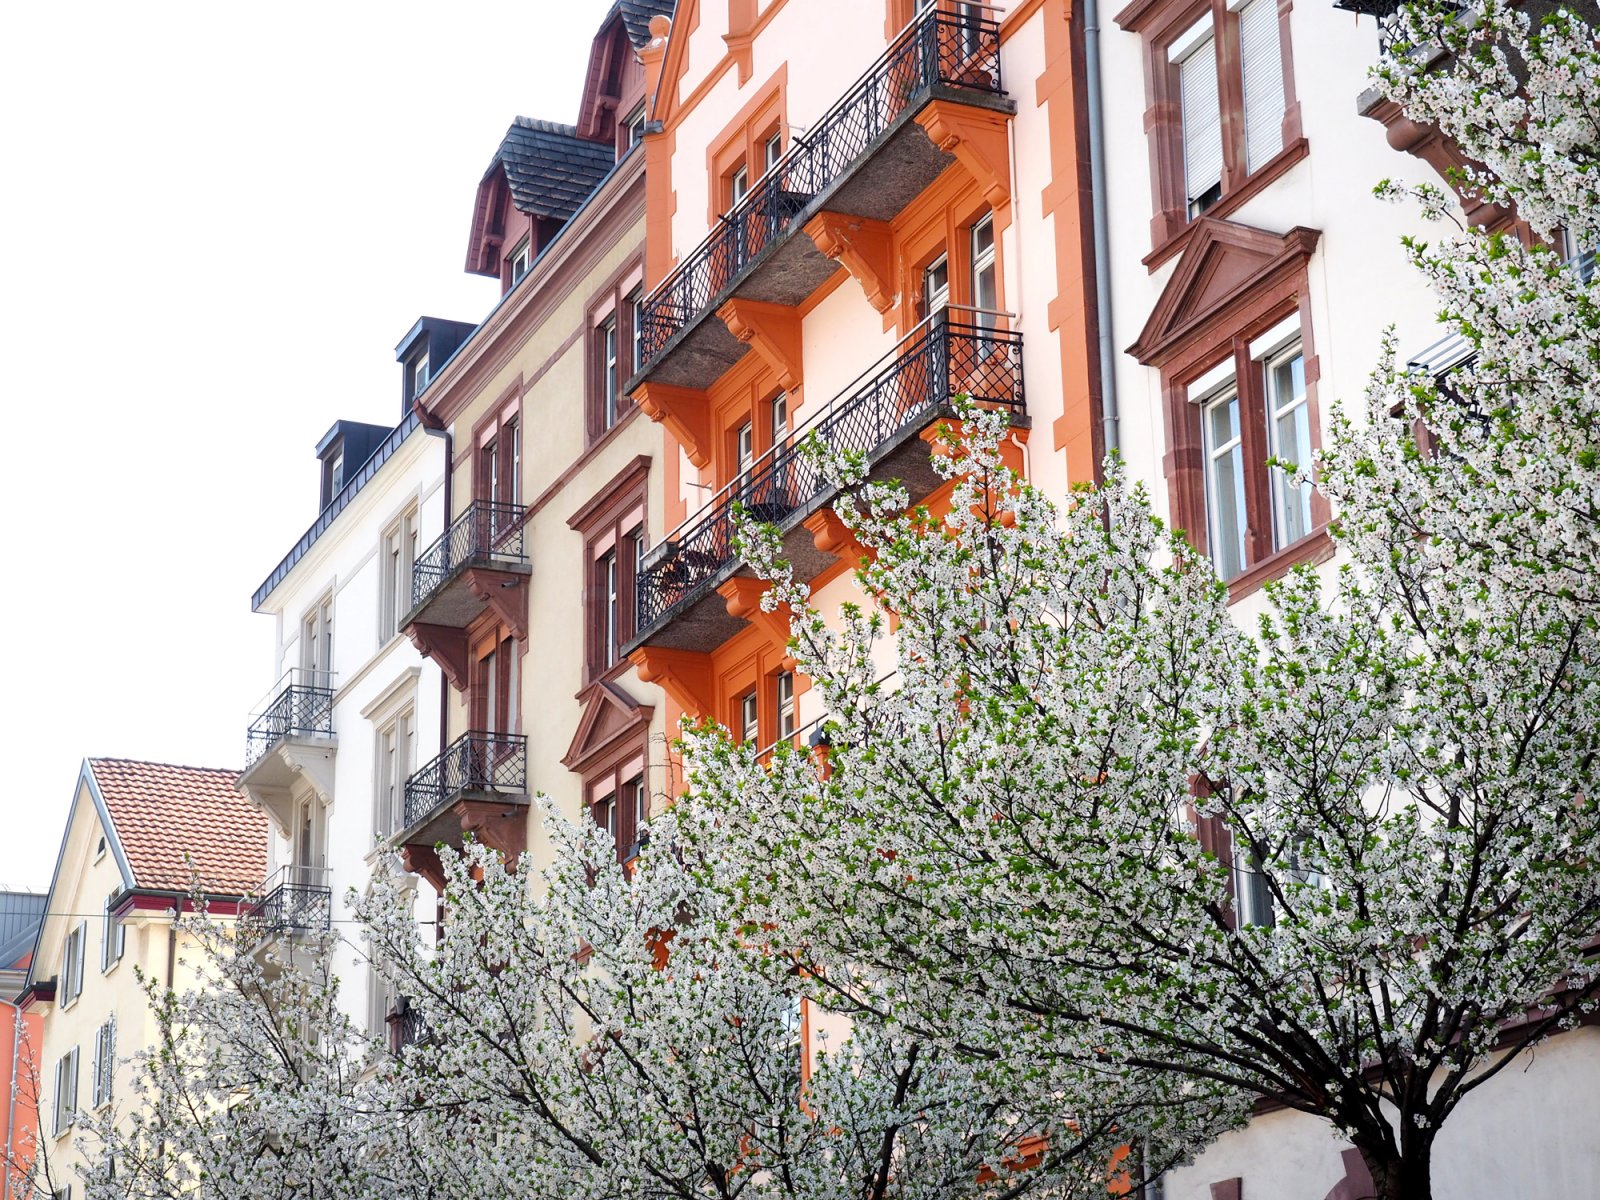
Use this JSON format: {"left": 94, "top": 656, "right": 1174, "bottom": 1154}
{"left": 0, "top": 0, "right": 620, "bottom": 891}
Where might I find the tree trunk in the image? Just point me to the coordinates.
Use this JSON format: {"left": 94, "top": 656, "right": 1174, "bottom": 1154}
{"left": 1359, "top": 1139, "right": 1433, "bottom": 1200}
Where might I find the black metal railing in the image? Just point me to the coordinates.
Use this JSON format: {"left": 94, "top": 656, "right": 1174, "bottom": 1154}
{"left": 637, "top": 5, "right": 1003, "bottom": 366}
{"left": 388, "top": 996, "right": 429, "bottom": 1053}
{"left": 1332, "top": 0, "right": 1465, "bottom": 56}
{"left": 241, "top": 866, "right": 332, "bottom": 936}
{"left": 245, "top": 671, "right": 335, "bottom": 767}
{"left": 410, "top": 500, "right": 527, "bottom": 611}
{"left": 402, "top": 730, "right": 528, "bottom": 831}
{"left": 636, "top": 319, "right": 1024, "bottom": 631}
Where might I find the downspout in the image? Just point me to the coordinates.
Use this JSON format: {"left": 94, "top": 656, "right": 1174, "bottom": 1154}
{"left": 3, "top": 997, "right": 19, "bottom": 1200}
{"left": 1083, "top": 0, "right": 1119, "bottom": 463}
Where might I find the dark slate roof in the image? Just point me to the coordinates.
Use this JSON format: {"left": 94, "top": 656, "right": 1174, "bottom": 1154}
{"left": 0, "top": 892, "right": 46, "bottom": 970}
{"left": 495, "top": 118, "right": 615, "bottom": 223}
{"left": 620, "top": 0, "right": 674, "bottom": 47}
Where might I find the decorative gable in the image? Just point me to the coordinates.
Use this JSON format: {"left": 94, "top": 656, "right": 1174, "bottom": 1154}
{"left": 562, "top": 681, "right": 655, "bottom": 775}
{"left": 1128, "top": 218, "right": 1320, "bottom": 366}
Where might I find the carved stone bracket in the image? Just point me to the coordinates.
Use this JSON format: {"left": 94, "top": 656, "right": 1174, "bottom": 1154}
{"left": 406, "top": 623, "right": 471, "bottom": 692}
{"left": 915, "top": 100, "right": 1013, "bottom": 220}
{"left": 803, "top": 509, "right": 870, "bottom": 568}
{"left": 464, "top": 567, "right": 529, "bottom": 642}
{"left": 635, "top": 381, "right": 714, "bottom": 468}
{"left": 717, "top": 297, "right": 804, "bottom": 393}
{"left": 630, "top": 645, "right": 717, "bottom": 716}
{"left": 804, "top": 212, "right": 897, "bottom": 313}
{"left": 718, "top": 577, "right": 796, "bottom": 665}
{"left": 457, "top": 798, "right": 529, "bottom": 864}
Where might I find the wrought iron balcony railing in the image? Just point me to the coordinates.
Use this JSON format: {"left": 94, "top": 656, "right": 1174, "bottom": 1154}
{"left": 1332, "top": 0, "right": 1465, "bottom": 56}
{"left": 410, "top": 500, "right": 527, "bottom": 612}
{"left": 387, "top": 996, "right": 429, "bottom": 1053}
{"left": 245, "top": 670, "right": 334, "bottom": 767}
{"left": 241, "top": 865, "right": 332, "bottom": 936}
{"left": 636, "top": 317, "right": 1024, "bottom": 633}
{"left": 402, "top": 730, "right": 528, "bottom": 832}
{"left": 636, "top": 4, "right": 1003, "bottom": 368}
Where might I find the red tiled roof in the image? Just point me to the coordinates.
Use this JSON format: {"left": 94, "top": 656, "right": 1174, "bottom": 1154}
{"left": 88, "top": 759, "right": 267, "bottom": 895}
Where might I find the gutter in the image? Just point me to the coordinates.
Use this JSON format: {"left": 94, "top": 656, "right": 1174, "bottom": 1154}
{"left": 1083, "top": 0, "right": 1119, "bottom": 464}
{"left": 421, "top": 423, "right": 454, "bottom": 758}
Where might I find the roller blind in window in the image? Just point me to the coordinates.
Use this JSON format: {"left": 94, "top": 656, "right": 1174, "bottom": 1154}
{"left": 1176, "top": 33, "right": 1222, "bottom": 214}
{"left": 1238, "top": 0, "right": 1286, "bottom": 172}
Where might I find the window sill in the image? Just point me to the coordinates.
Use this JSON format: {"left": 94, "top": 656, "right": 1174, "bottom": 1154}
{"left": 1145, "top": 138, "right": 1310, "bottom": 273}
{"left": 1225, "top": 526, "right": 1334, "bottom": 604}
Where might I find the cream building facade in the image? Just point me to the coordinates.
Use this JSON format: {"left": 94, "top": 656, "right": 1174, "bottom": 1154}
{"left": 17, "top": 759, "right": 266, "bottom": 1200}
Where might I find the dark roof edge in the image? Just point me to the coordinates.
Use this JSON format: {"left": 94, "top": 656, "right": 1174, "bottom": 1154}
{"left": 251, "top": 412, "right": 425, "bottom": 611}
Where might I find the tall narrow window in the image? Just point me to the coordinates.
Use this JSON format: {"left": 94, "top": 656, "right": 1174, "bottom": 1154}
{"left": 90, "top": 1018, "right": 115, "bottom": 1109}
{"left": 631, "top": 775, "right": 649, "bottom": 838}
{"left": 1236, "top": 0, "right": 1286, "bottom": 172}
{"left": 739, "top": 691, "right": 760, "bottom": 744}
{"left": 736, "top": 422, "right": 755, "bottom": 478}
{"left": 1233, "top": 849, "right": 1275, "bottom": 928}
{"left": 376, "top": 706, "right": 416, "bottom": 837}
{"left": 970, "top": 215, "right": 997, "bottom": 331}
{"left": 52, "top": 1049, "right": 78, "bottom": 1136}
{"left": 1201, "top": 387, "right": 1248, "bottom": 582}
{"left": 923, "top": 253, "right": 950, "bottom": 318}
{"left": 59, "top": 922, "right": 85, "bottom": 1008}
{"left": 1264, "top": 345, "right": 1311, "bottom": 549}
{"left": 730, "top": 164, "right": 750, "bottom": 207}
{"left": 628, "top": 288, "right": 645, "bottom": 374}
{"left": 510, "top": 238, "right": 532, "bottom": 284}
{"left": 776, "top": 671, "right": 796, "bottom": 740}
{"left": 100, "top": 893, "right": 124, "bottom": 973}
{"left": 1173, "top": 20, "right": 1223, "bottom": 217}
{"left": 411, "top": 353, "right": 431, "bottom": 398}
{"left": 764, "top": 131, "right": 783, "bottom": 174}
{"left": 601, "top": 316, "right": 620, "bottom": 428}
{"left": 382, "top": 508, "right": 418, "bottom": 638}
{"left": 601, "top": 549, "right": 620, "bottom": 669}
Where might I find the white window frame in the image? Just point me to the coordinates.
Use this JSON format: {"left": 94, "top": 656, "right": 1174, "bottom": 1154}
{"left": 764, "top": 131, "right": 783, "bottom": 174}
{"left": 730, "top": 164, "right": 750, "bottom": 206}
{"left": 1261, "top": 339, "right": 1311, "bottom": 551}
{"left": 59, "top": 922, "right": 85, "bottom": 1009}
{"left": 601, "top": 315, "right": 620, "bottom": 428}
{"left": 776, "top": 671, "right": 796, "bottom": 740}
{"left": 91, "top": 1017, "right": 115, "bottom": 1109}
{"left": 1232, "top": 848, "right": 1274, "bottom": 928}
{"left": 923, "top": 253, "right": 950, "bottom": 317}
{"left": 970, "top": 214, "right": 997, "bottom": 332}
{"left": 739, "top": 691, "right": 760, "bottom": 745}
{"left": 381, "top": 505, "right": 419, "bottom": 641}
{"left": 100, "top": 893, "right": 124, "bottom": 973}
{"left": 628, "top": 287, "right": 645, "bottom": 374}
{"left": 1171, "top": 16, "right": 1222, "bottom": 218}
{"left": 510, "top": 238, "right": 532, "bottom": 283}
{"left": 1198, "top": 379, "right": 1247, "bottom": 583}
{"left": 301, "top": 594, "right": 334, "bottom": 686}
{"left": 52, "top": 1048, "right": 78, "bottom": 1136}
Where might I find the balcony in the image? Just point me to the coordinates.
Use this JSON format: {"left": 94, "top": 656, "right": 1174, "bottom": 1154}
{"left": 629, "top": 318, "right": 1024, "bottom": 654}
{"left": 631, "top": 5, "right": 1011, "bottom": 394}
{"left": 395, "top": 731, "right": 529, "bottom": 886}
{"left": 237, "top": 670, "right": 337, "bottom": 832}
{"left": 387, "top": 996, "right": 430, "bottom": 1054}
{"left": 241, "top": 866, "right": 332, "bottom": 938}
{"left": 403, "top": 500, "right": 530, "bottom": 690}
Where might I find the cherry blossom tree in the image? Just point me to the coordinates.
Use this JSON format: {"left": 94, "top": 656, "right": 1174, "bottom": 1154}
{"left": 356, "top": 804, "right": 1219, "bottom": 1200}
{"left": 678, "top": 9, "right": 1600, "bottom": 1198}
{"left": 77, "top": 914, "right": 432, "bottom": 1200}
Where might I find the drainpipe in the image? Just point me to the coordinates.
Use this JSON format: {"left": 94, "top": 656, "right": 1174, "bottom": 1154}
{"left": 1083, "top": 0, "right": 1119, "bottom": 464}
{"left": 3, "top": 997, "right": 19, "bottom": 1200}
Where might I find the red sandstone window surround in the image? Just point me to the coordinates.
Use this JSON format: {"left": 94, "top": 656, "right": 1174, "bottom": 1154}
{"left": 1116, "top": 0, "right": 1305, "bottom": 265}
{"left": 569, "top": 456, "right": 651, "bottom": 681}
{"left": 586, "top": 258, "right": 646, "bottom": 442}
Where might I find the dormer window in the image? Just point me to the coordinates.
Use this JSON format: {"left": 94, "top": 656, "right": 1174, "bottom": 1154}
{"left": 321, "top": 449, "right": 344, "bottom": 507}
{"left": 410, "top": 354, "right": 431, "bottom": 399}
{"left": 623, "top": 105, "right": 646, "bottom": 150}
{"left": 510, "top": 238, "right": 531, "bottom": 284}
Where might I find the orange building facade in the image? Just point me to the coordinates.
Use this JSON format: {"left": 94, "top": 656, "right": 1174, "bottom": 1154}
{"left": 624, "top": 0, "right": 1101, "bottom": 748}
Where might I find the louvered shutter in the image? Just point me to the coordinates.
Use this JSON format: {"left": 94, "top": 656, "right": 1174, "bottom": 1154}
{"left": 1175, "top": 28, "right": 1222, "bottom": 214}
{"left": 1237, "top": 0, "right": 1286, "bottom": 172}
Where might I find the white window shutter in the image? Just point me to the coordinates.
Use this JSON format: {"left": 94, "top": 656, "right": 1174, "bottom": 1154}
{"left": 1178, "top": 36, "right": 1223, "bottom": 211}
{"left": 1239, "top": 0, "right": 1286, "bottom": 172}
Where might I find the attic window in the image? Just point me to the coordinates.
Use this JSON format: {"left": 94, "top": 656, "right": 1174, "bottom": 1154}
{"left": 94, "top": 836, "right": 106, "bottom": 861}
{"left": 510, "top": 238, "right": 532, "bottom": 284}
{"left": 411, "top": 354, "right": 431, "bottom": 399}
{"left": 623, "top": 105, "right": 645, "bottom": 149}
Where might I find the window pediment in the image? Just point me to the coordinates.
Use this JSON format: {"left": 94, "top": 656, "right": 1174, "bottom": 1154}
{"left": 1128, "top": 217, "right": 1320, "bottom": 366}
{"left": 563, "top": 681, "right": 654, "bottom": 775}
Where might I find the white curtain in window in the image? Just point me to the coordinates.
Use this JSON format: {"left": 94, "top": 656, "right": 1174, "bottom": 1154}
{"left": 1177, "top": 33, "right": 1223, "bottom": 211}
{"left": 1238, "top": 0, "right": 1286, "bottom": 172}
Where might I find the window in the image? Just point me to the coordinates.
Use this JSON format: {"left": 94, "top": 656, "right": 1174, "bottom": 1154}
{"left": 510, "top": 238, "right": 532, "bottom": 284}
{"left": 922, "top": 253, "right": 950, "bottom": 319}
{"left": 572, "top": 459, "right": 649, "bottom": 679}
{"left": 1188, "top": 325, "right": 1315, "bottom": 582}
{"left": 628, "top": 288, "right": 645, "bottom": 374}
{"left": 736, "top": 421, "right": 755, "bottom": 478}
{"left": 292, "top": 798, "right": 324, "bottom": 885}
{"left": 730, "top": 163, "right": 750, "bottom": 207}
{"left": 1121, "top": 0, "right": 1299, "bottom": 255}
{"left": 59, "top": 922, "right": 85, "bottom": 1008}
{"left": 739, "top": 691, "right": 760, "bottom": 744}
{"left": 776, "top": 670, "right": 796, "bottom": 740}
{"left": 52, "top": 1048, "right": 78, "bottom": 1136}
{"left": 764, "top": 131, "right": 783, "bottom": 173}
{"left": 301, "top": 595, "right": 334, "bottom": 685}
{"left": 970, "top": 215, "right": 997, "bottom": 330}
{"left": 589, "top": 762, "right": 649, "bottom": 864}
{"left": 1199, "top": 382, "right": 1247, "bottom": 582}
{"left": 381, "top": 506, "right": 419, "bottom": 638}
{"left": 1232, "top": 848, "right": 1274, "bottom": 928}
{"left": 100, "top": 893, "right": 124, "bottom": 973}
{"left": 91, "top": 1018, "right": 115, "bottom": 1109}
{"left": 321, "top": 448, "right": 345, "bottom": 507}
{"left": 1171, "top": 20, "right": 1222, "bottom": 217}
{"left": 473, "top": 635, "right": 520, "bottom": 735}
{"left": 600, "top": 315, "right": 620, "bottom": 429}
{"left": 410, "top": 353, "right": 431, "bottom": 399}
{"left": 622, "top": 104, "right": 646, "bottom": 149}
{"left": 376, "top": 706, "right": 416, "bottom": 838}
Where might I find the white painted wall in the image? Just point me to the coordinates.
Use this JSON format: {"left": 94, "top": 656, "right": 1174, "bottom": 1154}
{"left": 251, "top": 425, "right": 447, "bottom": 1035}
